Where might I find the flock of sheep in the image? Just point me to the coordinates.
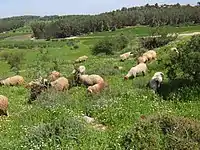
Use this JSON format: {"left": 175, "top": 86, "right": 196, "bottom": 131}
{"left": 0, "top": 50, "right": 165, "bottom": 117}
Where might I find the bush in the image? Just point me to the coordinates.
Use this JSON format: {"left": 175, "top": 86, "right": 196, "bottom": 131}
{"left": 7, "top": 51, "right": 25, "bottom": 70}
{"left": 165, "top": 35, "right": 200, "bottom": 83}
{"left": 139, "top": 35, "right": 177, "bottom": 49}
{"left": 139, "top": 28, "right": 177, "bottom": 49}
{"left": 22, "top": 115, "right": 87, "bottom": 149}
{"left": 92, "top": 35, "right": 129, "bottom": 55}
{"left": 121, "top": 114, "right": 200, "bottom": 149}
{"left": 92, "top": 38, "right": 115, "bottom": 55}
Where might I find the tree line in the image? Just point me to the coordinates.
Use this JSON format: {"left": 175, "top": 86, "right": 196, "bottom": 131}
{"left": 31, "top": 3, "right": 200, "bottom": 39}
{"left": 0, "top": 16, "right": 40, "bottom": 33}
{"left": 1, "top": 3, "right": 200, "bottom": 38}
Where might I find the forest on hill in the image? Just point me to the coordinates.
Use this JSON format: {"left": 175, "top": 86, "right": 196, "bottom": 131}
{"left": 1, "top": 3, "right": 200, "bottom": 39}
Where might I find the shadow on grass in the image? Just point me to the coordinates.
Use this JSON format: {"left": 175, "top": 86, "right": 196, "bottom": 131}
{"left": 157, "top": 78, "right": 195, "bottom": 100}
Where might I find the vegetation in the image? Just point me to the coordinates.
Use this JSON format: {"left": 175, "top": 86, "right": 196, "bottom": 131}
{"left": 92, "top": 34, "right": 129, "bottom": 55}
{"left": 30, "top": 3, "right": 200, "bottom": 39}
{"left": 0, "top": 3, "right": 200, "bottom": 150}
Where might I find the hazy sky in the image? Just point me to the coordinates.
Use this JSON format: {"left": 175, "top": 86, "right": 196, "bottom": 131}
{"left": 0, "top": 0, "right": 198, "bottom": 18}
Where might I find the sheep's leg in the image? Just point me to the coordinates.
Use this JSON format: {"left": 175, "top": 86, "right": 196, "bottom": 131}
{"left": 142, "top": 71, "right": 146, "bottom": 76}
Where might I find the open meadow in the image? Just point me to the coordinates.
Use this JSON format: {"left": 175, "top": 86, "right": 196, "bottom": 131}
{"left": 0, "top": 23, "right": 200, "bottom": 149}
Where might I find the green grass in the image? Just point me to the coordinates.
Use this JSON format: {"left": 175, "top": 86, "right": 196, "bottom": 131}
{"left": 0, "top": 25, "right": 199, "bottom": 149}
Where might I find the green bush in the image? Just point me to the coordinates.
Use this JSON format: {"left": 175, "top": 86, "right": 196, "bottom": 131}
{"left": 121, "top": 114, "right": 200, "bottom": 149}
{"left": 139, "top": 35, "right": 177, "bottom": 49}
{"left": 92, "top": 38, "right": 115, "bottom": 55}
{"left": 7, "top": 51, "right": 25, "bottom": 70}
{"left": 139, "top": 28, "right": 177, "bottom": 49}
{"left": 165, "top": 35, "right": 200, "bottom": 83}
{"left": 92, "top": 35, "right": 129, "bottom": 55}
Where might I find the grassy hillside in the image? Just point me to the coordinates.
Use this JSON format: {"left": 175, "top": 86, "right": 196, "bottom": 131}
{"left": 0, "top": 26, "right": 199, "bottom": 149}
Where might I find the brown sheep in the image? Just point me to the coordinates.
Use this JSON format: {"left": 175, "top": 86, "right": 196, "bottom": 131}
{"left": 87, "top": 81, "right": 107, "bottom": 94}
{"left": 48, "top": 71, "right": 61, "bottom": 82}
{"left": 0, "top": 95, "right": 8, "bottom": 116}
{"left": 50, "top": 77, "right": 69, "bottom": 91}
{"left": 0, "top": 75, "right": 24, "bottom": 86}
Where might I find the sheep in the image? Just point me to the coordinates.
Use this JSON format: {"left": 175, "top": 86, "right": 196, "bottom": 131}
{"left": 75, "top": 55, "right": 88, "bottom": 63}
{"left": 72, "top": 65, "right": 86, "bottom": 75}
{"left": 124, "top": 63, "right": 147, "bottom": 80}
{"left": 76, "top": 74, "right": 104, "bottom": 86}
{"left": 48, "top": 71, "right": 61, "bottom": 82}
{"left": 147, "top": 50, "right": 157, "bottom": 60}
{"left": 147, "top": 72, "right": 164, "bottom": 93}
{"left": 0, "top": 75, "right": 24, "bottom": 86}
{"left": 137, "top": 55, "right": 148, "bottom": 64}
{"left": 87, "top": 81, "right": 107, "bottom": 94}
{"left": 143, "top": 52, "right": 153, "bottom": 61}
{"left": 142, "top": 50, "right": 157, "bottom": 61}
{"left": 0, "top": 95, "right": 8, "bottom": 116}
{"left": 50, "top": 77, "right": 69, "bottom": 91}
{"left": 120, "top": 52, "right": 133, "bottom": 61}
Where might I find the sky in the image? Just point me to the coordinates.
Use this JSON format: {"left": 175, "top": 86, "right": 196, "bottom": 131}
{"left": 0, "top": 0, "right": 198, "bottom": 18}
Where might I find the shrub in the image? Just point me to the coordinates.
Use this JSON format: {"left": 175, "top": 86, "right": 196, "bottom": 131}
{"left": 121, "top": 114, "right": 200, "bottom": 149}
{"left": 115, "top": 34, "right": 129, "bottom": 50}
{"left": 92, "top": 35, "right": 129, "bottom": 55}
{"left": 139, "top": 35, "right": 177, "bottom": 49}
{"left": 1, "top": 51, "right": 25, "bottom": 73}
{"left": 165, "top": 35, "right": 200, "bottom": 83}
{"left": 92, "top": 38, "right": 115, "bottom": 55}
{"left": 22, "top": 115, "right": 87, "bottom": 149}
{"left": 139, "top": 28, "right": 177, "bottom": 49}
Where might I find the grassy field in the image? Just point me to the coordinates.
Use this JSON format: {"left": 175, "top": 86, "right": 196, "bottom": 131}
{"left": 0, "top": 25, "right": 200, "bottom": 149}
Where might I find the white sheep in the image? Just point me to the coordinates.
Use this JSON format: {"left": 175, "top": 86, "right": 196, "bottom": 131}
{"left": 77, "top": 74, "right": 104, "bottom": 86}
{"left": 0, "top": 75, "right": 24, "bottom": 86}
{"left": 120, "top": 52, "right": 133, "bottom": 61}
{"left": 0, "top": 95, "right": 8, "bottom": 116}
{"left": 72, "top": 65, "right": 86, "bottom": 75}
{"left": 137, "top": 55, "right": 148, "bottom": 64}
{"left": 148, "top": 72, "right": 164, "bottom": 93}
{"left": 75, "top": 55, "right": 88, "bottom": 63}
{"left": 124, "top": 63, "right": 148, "bottom": 80}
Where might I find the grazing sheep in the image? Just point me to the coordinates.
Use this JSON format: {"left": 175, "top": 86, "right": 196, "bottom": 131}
{"left": 143, "top": 52, "right": 153, "bottom": 61}
{"left": 142, "top": 50, "right": 157, "bottom": 61}
{"left": 50, "top": 77, "right": 69, "bottom": 91}
{"left": 0, "top": 75, "right": 24, "bottom": 86}
{"left": 120, "top": 52, "right": 133, "bottom": 61}
{"left": 147, "top": 50, "right": 157, "bottom": 60}
{"left": 48, "top": 71, "right": 61, "bottom": 82}
{"left": 76, "top": 74, "right": 104, "bottom": 86}
{"left": 147, "top": 72, "right": 164, "bottom": 93}
{"left": 0, "top": 95, "right": 8, "bottom": 116}
{"left": 87, "top": 81, "right": 106, "bottom": 94}
{"left": 75, "top": 55, "right": 88, "bottom": 63}
{"left": 72, "top": 65, "right": 86, "bottom": 75}
{"left": 124, "top": 63, "right": 147, "bottom": 80}
{"left": 137, "top": 55, "right": 148, "bottom": 64}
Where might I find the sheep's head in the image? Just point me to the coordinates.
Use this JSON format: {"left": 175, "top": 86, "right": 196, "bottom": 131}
{"left": 124, "top": 76, "right": 129, "bottom": 80}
